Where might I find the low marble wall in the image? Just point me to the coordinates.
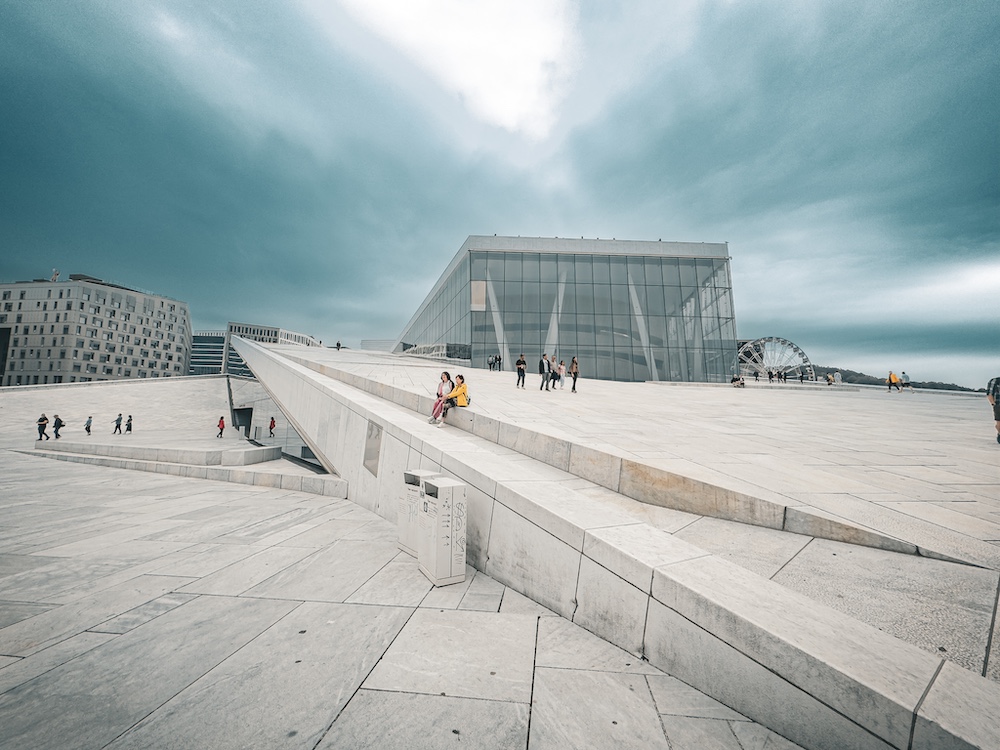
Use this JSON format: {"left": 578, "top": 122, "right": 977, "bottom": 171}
{"left": 232, "top": 338, "right": 999, "bottom": 750}
{"left": 35, "top": 440, "right": 282, "bottom": 468}
{"left": 25, "top": 449, "right": 347, "bottom": 498}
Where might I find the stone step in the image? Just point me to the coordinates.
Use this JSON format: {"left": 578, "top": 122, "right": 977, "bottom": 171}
{"left": 33, "top": 439, "right": 281, "bottom": 466}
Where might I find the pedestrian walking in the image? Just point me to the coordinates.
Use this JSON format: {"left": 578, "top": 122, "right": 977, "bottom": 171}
{"left": 84, "top": 416, "right": 92, "bottom": 435}
{"left": 269, "top": 417, "right": 276, "bottom": 437}
{"left": 36, "top": 413, "right": 50, "bottom": 441}
{"left": 488, "top": 355, "right": 495, "bottom": 371}
{"left": 557, "top": 360, "right": 567, "bottom": 389}
{"left": 901, "top": 372, "right": 914, "bottom": 392}
{"left": 754, "top": 371, "right": 759, "bottom": 382}
{"left": 336, "top": 340, "right": 341, "bottom": 351}
{"left": 539, "top": 353, "right": 550, "bottom": 391}
{"left": 987, "top": 375, "right": 1000, "bottom": 445}
{"left": 515, "top": 354, "right": 526, "bottom": 388}
{"left": 52, "top": 414, "right": 64, "bottom": 439}
{"left": 549, "top": 355, "right": 559, "bottom": 391}
{"left": 887, "top": 371, "right": 901, "bottom": 392}
{"left": 429, "top": 371, "right": 454, "bottom": 423}
{"left": 570, "top": 357, "right": 579, "bottom": 392}
{"left": 496, "top": 354, "right": 502, "bottom": 370}
{"left": 113, "top": 413, "right": 123, "bottom": 434}
{"left": 217, "top": 416, "right": 225, "bottom": 438}
{"left": 125, "top": 415, "right": 133, "bottom": 434}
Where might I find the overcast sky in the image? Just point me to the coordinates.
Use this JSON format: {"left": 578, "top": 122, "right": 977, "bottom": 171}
{"left": 1, "top": 1, "right": 996, "bottom": 387}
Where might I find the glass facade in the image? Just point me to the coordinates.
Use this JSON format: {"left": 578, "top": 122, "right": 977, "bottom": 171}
{"left": 395, "top": 237, "right": 738, "bottom": 383}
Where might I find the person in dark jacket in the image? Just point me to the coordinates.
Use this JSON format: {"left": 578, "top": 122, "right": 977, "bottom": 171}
{"left": 538, "top": 353, "right": 550, "bottom": 391}
{"left": 37, "top": 414, "right": 50, "bottom": 441}
{"left": 52, "top": 415, "right": 64, "bottom": 439}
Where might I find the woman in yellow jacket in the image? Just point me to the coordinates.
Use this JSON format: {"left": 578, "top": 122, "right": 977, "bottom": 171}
{"left": 438, "top": 374, "right": 468, "bottom": 424}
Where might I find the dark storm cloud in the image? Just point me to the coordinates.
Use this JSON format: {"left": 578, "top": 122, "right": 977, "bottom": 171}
{"left": 0, "top": 1, "right": 548, "bottom": 340}
{"left": 0, "top": 1, "right": 995, "bottom": 385}
{"left": 567, "top": 1, "right": 999, "bottom": 253}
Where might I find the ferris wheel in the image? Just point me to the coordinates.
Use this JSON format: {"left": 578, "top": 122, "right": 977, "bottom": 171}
{"left": 736, "top": 337, "right": 815, "bottom": 380}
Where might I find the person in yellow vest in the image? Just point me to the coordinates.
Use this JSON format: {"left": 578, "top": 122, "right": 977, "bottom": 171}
{"left": 887, "top": 371, "right": 901, "bottom": 393}
{"left": 438, "top": 374, "right": 468, "bottom": 426}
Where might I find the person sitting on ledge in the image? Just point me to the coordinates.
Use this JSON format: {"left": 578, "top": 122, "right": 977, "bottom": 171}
{"left": 438, "top": 374, "right": 468, "bottom": 426}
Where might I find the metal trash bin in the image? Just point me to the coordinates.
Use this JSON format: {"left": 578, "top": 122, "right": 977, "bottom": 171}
{"left": 417, "top": 477, "right": 467, "bottom": 586}
{"left": 399, "top": 469, "right": 441, "bottom": 557}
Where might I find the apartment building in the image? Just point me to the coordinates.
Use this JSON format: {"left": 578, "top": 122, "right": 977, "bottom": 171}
{"left": 0, "top": 273, "right": 191, "bottom": 386}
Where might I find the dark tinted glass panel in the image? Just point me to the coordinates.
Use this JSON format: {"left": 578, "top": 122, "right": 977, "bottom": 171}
{"left": 504, "top": 255, "right": 522, "bottom": 282}
{"left": 662, "top": 258, "right": 681, "bottom": 287}
{"left": 594, "top": 285, "right": 612, "bottom": 315}
{"left": 614, "top": 351, "right": 634, "bottom": 381}
{"left": 647, "top": 316, "right": 668, "bottom": 348}
{"left": 557, "top": 254, "right": 576, "bottom": 283}
{"left": 595, "top": 315, "right": 613, "bottom": 346}
{"left": 592, "top": 255, "right": 611, "bottom": 284}
{"left": 609, "top": 256, "right": 627, "bottom": 285}
{"left": 627, "top": 256, "right": 646, "bottom": 285}
{"left": 644, "top": 257, "right": 663, "bottom": 286}
{"left": 504, "top": 313, "right": 523, "bottom": 340}
{"left": 539, "top": 283, "right": 559, "bottom": 316}
{"left": 663, "top": 286, "right": 682, "bottom": 315}
{"left": 488, "top": 255, "right": 505, "bottom": 282}
{"left": 629, "top": 283, "right": 646, "bottom": 311}
{"left": 716, "top": 290, "right": 733, "bottom": 318}
{"left": 502, "top": 281, "right": 521, "bottom": 310}
{"left": 575, "top": 286, "right": 594, "bottom": 314}
{"left": 539, "top": 254, "right": 558, "bottom": 282}
{"left": 522, "top": 255, "right": 539, "bottom": 281}
{"left": 560, "top": 288, "right": 576, "bottom": 315}
{"left": 645, "top": 284, "right": 664, "bottom": 314}
{"left": 679, "top": 259, "right": 697, "bottom": 288}
{"left": 471, "top": 252, "right": 487, "bottom": 280}
{"left": 696, "top": 259, "right": 716, "bottom": 286}
{"left": 610, "top": 285, "right": 630, "bottom": 315}
{"left": 522, "top": 282, "right": 541, "bottom": 311}
{"left": 611, "top": 314, "right": 633, "bottom": 339}
{"left": 574, "top": 315, "right": 596, "bottom": 342}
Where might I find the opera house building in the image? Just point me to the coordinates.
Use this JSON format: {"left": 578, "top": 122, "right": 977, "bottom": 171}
{"left": 393, "top": 235, "right": 738, "bottom": 382}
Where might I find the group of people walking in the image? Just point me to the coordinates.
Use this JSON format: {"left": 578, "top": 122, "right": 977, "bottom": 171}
{"left": 513, "top": 353, "right": 579, "bottom": 392}
{"left": 35, "top": 412, "right": 131, "bottom": 440}
{"left": 886, "top": 371, "right": 914, "bottom": 392}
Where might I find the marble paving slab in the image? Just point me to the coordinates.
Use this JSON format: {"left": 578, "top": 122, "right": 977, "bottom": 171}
{"left": 106, "top": 602, "right": 410, "bottom": 750}
{"left": 0, "top": 595, "right": 297, "bottom": 750}
{"left": 527, "top": 667, "right": 669, "bottom": 750}
{"left": 363, "top": 609, "right": 537, "bottom": 703}
{"left": 316, "top": 689, "right": 529, "bottom": 750}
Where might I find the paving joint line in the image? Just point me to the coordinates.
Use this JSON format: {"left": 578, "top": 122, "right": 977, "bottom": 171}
{"left": 981, "top": 573, "right": 1000, "bottom": 678}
